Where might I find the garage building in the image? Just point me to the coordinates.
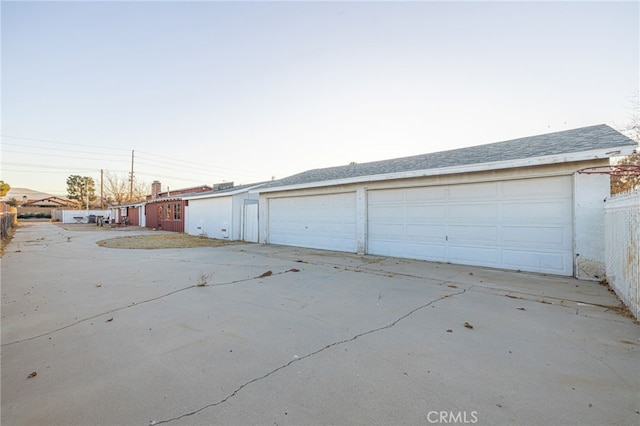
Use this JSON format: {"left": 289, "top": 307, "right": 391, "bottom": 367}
{"left": 255, "top": 124, "right": 637, "bottom": 279}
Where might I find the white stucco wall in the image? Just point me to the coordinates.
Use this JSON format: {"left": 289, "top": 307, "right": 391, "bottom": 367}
{"left": 259, "top": 161, "right": 612, "bottom": 278}
{"left": 61, "top": 209, "right": 111, "bottom": 224}
{"left": 185, "top": 191, "right": 256, "bottom": 240}
{"left": 185, "top": 197, "right": 233, "bottom": 239}
{"left": 573, "top": 172, "right": 610, "bottom": 280}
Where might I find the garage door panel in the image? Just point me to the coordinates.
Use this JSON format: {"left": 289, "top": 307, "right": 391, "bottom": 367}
{"left": 269, "top": 193, "right": 356, "bottom": 252}
{"left": 503, "top": 201, "right": 572, "bottom": 221}
{"left": 449, "top": 225, "right": 498, "bottom": 243}
{"left": 449, "top": 182, "right": 498, "bottom": 199}
{"left": 369, "top": 223, "right": 445, "bottom": 243}
{"left": 449, "top": 245, "right": 500, "bottom": 265}
{"left": 369, "top": 240, "right": 446, "bottom": 261}
{"left": 502, "top": 225, "right": 570, "bottom": 246}
{"left": 404, "top": 186, "right": 447, "bottom": 202}
{"left": 368, "top": 205, "right": 403, "bottom": 220}
{"left": 366, "top": 240, "right": 402, "bottom": 256}
{"left": 406, "top": 205, "right": 447, "bottom": 220}
{"left": 449, "top": 203, "right": 498, "bottom": 220}
{"left": 405, "top": 243, "right": 447, "bottom": 260}
{"left": 368, "top": 190, "right": 405, "bottom": 204}
{"left": 502, "top": 176, "right": 572, "bottom": 198}
{"left": 405, "top": 224, "right": 446, "bottom": 241}
{"left": 368, "top": 223, "right": 404, "bottom": 240}
{"left": 502, "top": 250, "right": 570, "bottom": 274}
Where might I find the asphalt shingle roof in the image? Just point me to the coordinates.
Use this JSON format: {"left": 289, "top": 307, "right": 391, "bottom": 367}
{"left": 182, "top": 181, "right": 268, "bottom": 198}
{"left": 264, "top": 124, "right": 636, "bottom": 189}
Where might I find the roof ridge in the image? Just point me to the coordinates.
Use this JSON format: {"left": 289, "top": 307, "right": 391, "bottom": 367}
{"left": 264, "top": 124, "right": 636, "bottom": 189}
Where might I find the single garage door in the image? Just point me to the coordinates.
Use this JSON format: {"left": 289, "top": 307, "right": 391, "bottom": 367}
{"left": 368, "top": 176, "right": 573, "bottom": 275}
{"left": 268, "top": 192, "right": 357, "bottom": 252}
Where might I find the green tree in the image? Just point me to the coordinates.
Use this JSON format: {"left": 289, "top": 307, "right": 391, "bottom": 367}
{"left": 66, "top": 175, "right": 97, "bottom": 207}
{"left": 0, "top": 180, "right": 10, "bottom": 197}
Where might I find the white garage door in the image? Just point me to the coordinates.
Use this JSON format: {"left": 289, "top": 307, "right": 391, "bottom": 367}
{"left": 368, "top": 176, "right": 573, "bottom": 275}
{"left": 268, "top": 193, "right": 357, "bottom": 252}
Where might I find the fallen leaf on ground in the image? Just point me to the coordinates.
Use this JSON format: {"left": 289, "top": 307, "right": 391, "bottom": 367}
{"left": 464, "top": 322, "right": 474, "bottom": 329}
{"left": 447, "top": 284, "right": 458, "bottom": 288}
{"left": 27, "top": 371, "right": 37, "bottom": 378}
{"left": 258, "top": 270, "right": 272, "bottom": 278}
{"left": 288, "top": 268, "right": 300, "bottom": 272}
{"left": 106, "top": 317, "right": 113, "bottom": 322}
{"left": 446, "top": 329, "right": 453, "bottom": 333}
{"left": 96, "top": 284, "right": 102, "bottom": 288}
{"left": 516, "top": 307, "right": 526, "bottom": 311}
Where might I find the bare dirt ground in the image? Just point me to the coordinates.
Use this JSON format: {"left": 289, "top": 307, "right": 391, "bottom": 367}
{"left": 96, "top": 233, "right": 242, "bottom": 249}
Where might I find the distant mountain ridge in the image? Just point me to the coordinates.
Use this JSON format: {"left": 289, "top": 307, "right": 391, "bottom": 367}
{"left": 0, "top": 187, "right": 66, "bottom": 202}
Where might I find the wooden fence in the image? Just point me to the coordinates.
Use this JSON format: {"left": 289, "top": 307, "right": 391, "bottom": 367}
{"left": 1, "top": 203, "right": 17, "bottom": 241}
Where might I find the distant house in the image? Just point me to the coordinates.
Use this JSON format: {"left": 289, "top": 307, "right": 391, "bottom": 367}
{"left": 1, "top": 188, "right": 80, "bottom": 218}
{"left": 110, "top": 201, "right": 146, "bottom": 226}
{"left": 146, "top": 181, "right": 214, "bottom": 200}
{"left": 145, "top": 197, "right": 187, "bottom": 232}
{"left": 22, "top": 196, "right": 79, "bottom": 208}
{"left": 143, "top": 181, "right": 215, "bottom": 232}
{"left": 0, "top": 188, "right": 77, "bottom": 208}
{"left": 254, "top": 124, "right": 637, "bottom": 279}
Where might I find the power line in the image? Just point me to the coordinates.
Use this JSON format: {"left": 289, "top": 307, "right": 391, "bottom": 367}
{"left": 2, "top": 134, "right": 278, "bottom": 186}
{"left": 3, "top": 135, "right": 266, "bottom": 179}
{"left": 136, "top": 151, "right": 267, "bottom": 178}
{"left": 1, "top": 161, "right": 105, "bottom": 172}
{"left": 1, "top": 149, "right": 130, "bottom": 163}
{"left": 1, "top": 134, "right": 130, "bottom": 152}
{"left": 1, "top": 142, "right": 129, "bottom": 158}
{"left": 1, "top": 169, "right": 93, "bottom": 174}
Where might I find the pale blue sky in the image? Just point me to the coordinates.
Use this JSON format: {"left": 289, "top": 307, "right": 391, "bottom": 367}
{"left": 2, "top": 1, "right": 638, "bottom": 195}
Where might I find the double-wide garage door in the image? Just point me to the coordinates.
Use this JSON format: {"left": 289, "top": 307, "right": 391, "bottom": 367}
{"left": 268, "top": 176, "right": 573, "bottom": 275}
{"left": 368, "top": 176, "right": 573, "bottom": 275}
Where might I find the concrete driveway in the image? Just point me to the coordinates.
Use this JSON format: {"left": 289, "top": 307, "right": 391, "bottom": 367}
{"left": 2, "top": 222, "right": 639, "bottom": 426}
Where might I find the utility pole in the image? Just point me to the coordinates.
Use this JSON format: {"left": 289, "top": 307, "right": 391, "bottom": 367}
{"left": 85, "top": 177, "right": 89, "bottom": 213}
{"left": 129, "top": 150, "right": 135, "bottom": 201}
{"left": 100, "top": 169, "right": 104, "bottom": 210}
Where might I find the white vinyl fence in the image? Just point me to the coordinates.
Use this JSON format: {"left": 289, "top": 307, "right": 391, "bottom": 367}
{"left": 57, "top": 209, "right": 111, "bottom": 224}
{"left": 605, "top": 190, "right": 639, "bottom": 319}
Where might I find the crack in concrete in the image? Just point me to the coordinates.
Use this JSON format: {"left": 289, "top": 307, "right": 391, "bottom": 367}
{"left": 1, "top": 269, "right": 298, "bottom": 347}
{"left": 149, "top": 288, "right": 467, "bottom": 425}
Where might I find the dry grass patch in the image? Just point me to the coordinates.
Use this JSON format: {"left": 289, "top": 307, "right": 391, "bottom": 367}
{"left": 0, "top": 224, "right": 17, "bottom": 257}
{"left": 96, "top": 233, "right": 242, "bottom": 249}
